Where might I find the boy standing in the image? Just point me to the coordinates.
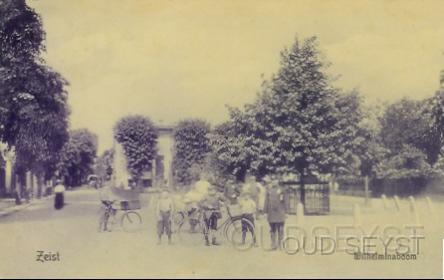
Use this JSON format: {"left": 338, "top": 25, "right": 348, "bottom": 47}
{"left": 264, "top": 178, "right": 287, "bottom": 250}
{"left": 199, "top": 185, "right": 225, "bottom": 246}
{"left": 156, "top": 190, "right": 174, "bottom": 245}
{"left": 239, "top": 191, "right": 257, "bottom": 246}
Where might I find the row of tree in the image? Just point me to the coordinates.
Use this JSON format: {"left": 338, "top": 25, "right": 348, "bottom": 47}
{"left": 170, "top": 36, "right": 444, "bottom": 196}
{"left": 0, "top": 1, "right": 99, "bottom": 202}
{"left": 86, "top": 36, "right": 444, "bottom": 197}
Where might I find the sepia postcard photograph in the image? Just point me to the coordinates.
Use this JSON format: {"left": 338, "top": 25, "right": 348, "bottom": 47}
{"left": 1, "top": 0, "right": 444, "bottom": 278}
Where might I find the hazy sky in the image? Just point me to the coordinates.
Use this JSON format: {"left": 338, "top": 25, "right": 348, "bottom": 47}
{"left": 28, "top": 0, "right": 444, "bottom": 152}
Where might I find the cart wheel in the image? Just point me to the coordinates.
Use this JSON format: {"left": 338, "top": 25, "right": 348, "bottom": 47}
{"left": 121, "top": 211, "right": 142, "bottom": 232}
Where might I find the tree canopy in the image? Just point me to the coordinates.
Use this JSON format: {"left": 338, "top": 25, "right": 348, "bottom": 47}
{"left": 210, "top": 36, "right": 367, "bottom": 183}
{"left": 172, "top": 119, "right": 211, "bottom": 186}
{"left": 0, "top": 0, "right": 70, "bottom": 183}
{"left": 58, "top": 129, "right": 98, "bottom": 187}
{"left": 95, "top": 149, "right": 114, "bottom": 181}
{"left": 113, "top": 115, "right": 158, "bottom": 182}
{"left": 378, "top": 97, "right": 442, "bottom": 166}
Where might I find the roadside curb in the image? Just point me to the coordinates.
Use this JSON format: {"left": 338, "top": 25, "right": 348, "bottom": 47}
{"left": 0, "top": 196, "right": 51, "bottom": 219}
{"left": 0, "top": 202, "right": 33, "bottom": 219}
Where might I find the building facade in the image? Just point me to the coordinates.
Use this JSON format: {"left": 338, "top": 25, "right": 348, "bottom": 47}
{"left": 112, "top": 123, "right": 175, "bottom": 189}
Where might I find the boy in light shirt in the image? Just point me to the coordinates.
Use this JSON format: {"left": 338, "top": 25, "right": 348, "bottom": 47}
{"left": 156, "top": 190, "right": 174, "bottom": 245}
{"left": 239, "top": 191, "right": 257, "bottom": 246}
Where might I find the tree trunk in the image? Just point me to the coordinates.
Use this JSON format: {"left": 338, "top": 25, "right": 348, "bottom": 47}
{"left": 12, "top": 170, "right": 21, "bottom": 205}
{"left": 14, "top": 171, "right": 26, "bottom": 205}
{"left": 36, "top": 174, "right": 43, "bottom": 199}
{"left": 14, "top": 186, "right": 21, "bottom": 205}
{"left": 20, "top": 172, "right": 29, "bottom": 203}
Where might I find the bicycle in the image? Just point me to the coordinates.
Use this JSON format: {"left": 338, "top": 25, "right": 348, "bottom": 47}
{"left": 178, "top": 204, "right": 256, "bottom": 249}
{"left": 173, "top": 207, "right": 205, "bottom": 245}
{"left": 98, "top": 200, "right": 143, "bottom": 232}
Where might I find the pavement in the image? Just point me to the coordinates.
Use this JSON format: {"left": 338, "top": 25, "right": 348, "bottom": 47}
{"left": 0, "top": 187, "right": 443, "bottom": 278}
{"left": 0, "top": 198, "right": 16, "bottom": 214}
{"left": 0, "top": 197, "right": 47, "bottom": 218}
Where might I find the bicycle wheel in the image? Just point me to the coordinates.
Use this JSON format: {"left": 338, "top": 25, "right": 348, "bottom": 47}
{"left": 225, "top": 217, "right": 256, "bottom": 251}
{"left": 172, "top": 212, "right": 185, "bottom": 234}
{"left": 121, "top": 211, "right": 142, "bottom": 232}
{"left": 98, "top": 206, "right": 115, "bottom": 232}
{"left": 98, "top": 210, "right": 108, "bottom": 232}
{"left": 178, "top": 215, "right": 206, "bottom": 246}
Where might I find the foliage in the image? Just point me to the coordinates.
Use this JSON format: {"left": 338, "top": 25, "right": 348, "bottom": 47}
{"left": 374, "top": 145, "right": 432, "bottom": 179}
{"left": 0, "top": 0, "right": 69, "bottom": 182}
{"left": 426, "top": 90, "right": 444, "bottom": 165}
{"left": 113, "top": 115, "right": 158, "bottom": 181}
{"left": 58, "top": 129, "right": 98, "bottom": 187}
{"left": 209, "top": 114, "right": 258, "bottom": 182}
{"left": 172, "top": 119, "right": 211, "bottom": 186}
{"left": 95, "top": 149, "right": 114, "bottom": 181}
{"left": 378, "top": 98, "right": 440, "bottom": 165}
{"left": 210, "top": 36, "right": 367, "bottom": 182}
{"left": 0, "top": 0, "right": 45, "bottom": 64}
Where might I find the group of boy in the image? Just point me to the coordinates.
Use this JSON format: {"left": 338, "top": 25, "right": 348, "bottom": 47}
{"left": 156, "top": 175, "right": 287, "bottom": 251}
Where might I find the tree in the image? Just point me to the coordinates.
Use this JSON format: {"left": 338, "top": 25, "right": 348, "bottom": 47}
{"left": 211, "top": 36, "right": 366, "bottom": 202}
{"left": 172, "top": 119, "right": 211, "bottom": 186}
{"left": 379, "top": 98, "right": 440, "bottom": 165}
{"left": 58, "top": 129, "right": 98, "bottom": 187}
{"left": 95, "top": 149, "right": 114, "bottom": 181}
{"left": 426, "top": 90, "right": 444, "bottom": 165}
{"left": 208, "top": 121, "right": 251, "bottom": 188}
{"left": 266, "top": 37, "right": 363, "bottom": 176}
{"left": 0, "top": 0, "right": 69, "bottom": 201}
{"left": 113, "top": 115, "right": 158, "bottom": 182}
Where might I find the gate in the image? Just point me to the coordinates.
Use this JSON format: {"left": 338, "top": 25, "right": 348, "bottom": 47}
{"left": 282, "top": 176, "right": 330, "bottom": 215}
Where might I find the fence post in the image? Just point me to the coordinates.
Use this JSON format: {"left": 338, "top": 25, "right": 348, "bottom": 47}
{"left": 297, "top": 202, "right": 305, "bottom": 225}
{"left": 408, "top": 196, "right": 420, "bottom": 224}
{"left": 425, "top": 196, "right": 435, "bottom": 215}
{"left": 381, "top": 194, "right": 389, "bottom": 210}
{"left": 393, "top": 195, "right": 401, "bottom": 212}
{"left": 425, "top": 196, "right": 437, "bottom": 225}
{"left": 353, "top": 204, "right": 362, "bottom": 227}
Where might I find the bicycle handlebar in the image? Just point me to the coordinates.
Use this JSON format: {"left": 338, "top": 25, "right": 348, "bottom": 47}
{"left": 101, "top": 200, "right": 117, "bottom": 208}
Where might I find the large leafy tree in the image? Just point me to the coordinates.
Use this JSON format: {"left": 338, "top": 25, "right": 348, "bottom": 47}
{"left": 0, "top": 0, "right": 69, "bottom": 200}
{"left": 264, "top": 37, "right": 364, "bottom": 177}
{"left": 172, "top": 119, "right": 211, "bottom": 187}
{"left": 211, "top": 36, "right": 366, "bottom": 202}
{"left": 58, "top": 129, "right": 98, "bottom": 187}
{"left": 113, "top": 115, "right": 158, "bottom": 182}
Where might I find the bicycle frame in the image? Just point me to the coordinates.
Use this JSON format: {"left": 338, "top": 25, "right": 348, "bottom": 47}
{"left": 202, "top": 204, "right": 243, "bottom": 232}
{"left": 100, "top": 200, "right": 142, "bottom": 232}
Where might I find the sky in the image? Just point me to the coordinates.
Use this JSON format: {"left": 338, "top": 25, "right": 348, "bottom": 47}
{"left": 28, "top": 0, "right": 444, "bottom": 152}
